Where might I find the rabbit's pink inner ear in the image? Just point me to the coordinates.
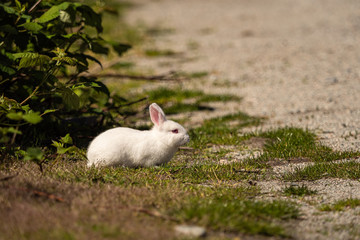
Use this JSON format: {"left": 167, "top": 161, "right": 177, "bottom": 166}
{"left": 150, "top": 106, "right": 165, "bottom": 126}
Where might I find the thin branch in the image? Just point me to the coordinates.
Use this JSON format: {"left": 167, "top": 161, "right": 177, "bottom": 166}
{"left": 68, "top": 71, "right": 186, "bottom": 82}
{"left": 10, "top": 126, "right": 19, "bottom": 145}
{"left": 0, "top": 174, "right": 18, "bottom": 182}
{"left": 28, "top": 0, "right": 42, "bottom": 13}
{"left": 119, "top": 97, "right": 148, "bottom": 107}
{"left": 31, "top": 189, "right": 65, "bottom": 202}
{"left": 126, "top": 206, "right": 179, "bottom": 222}
{"left": 20, "top": 85, "right": 39, "bottom": 105}
{"left": 1, "top": 185, "right": 65, "bottom": 202}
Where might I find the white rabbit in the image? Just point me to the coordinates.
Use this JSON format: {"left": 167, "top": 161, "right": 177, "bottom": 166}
{"left": 87, "top": 103, "right": 190, "bottom": 167}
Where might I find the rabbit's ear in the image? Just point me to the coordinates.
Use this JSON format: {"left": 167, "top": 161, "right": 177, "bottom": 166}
{"left": 150, "top": 103, "right": 167, "bottom": 126}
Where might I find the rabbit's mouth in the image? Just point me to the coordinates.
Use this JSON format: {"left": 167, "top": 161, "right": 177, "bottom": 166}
{"left": 181, "top": 134, "right": 190, "bottom": 145}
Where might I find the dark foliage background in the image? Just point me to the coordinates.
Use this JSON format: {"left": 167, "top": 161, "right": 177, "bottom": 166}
{"left": 0, "top": 0, "right": 131, "bottom": 160}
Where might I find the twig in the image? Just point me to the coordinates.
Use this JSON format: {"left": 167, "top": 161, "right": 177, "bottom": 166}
{"left": 31, "top": 189, "right": 65, "bottom": 202}
{"left": 20, "top": 85, "right": 39, "bottom": 105}
{"left": 28, "top": 0, "right": 42, "bottom": 13}
{"left": 66, "top": 71, "right": 186, "bottom": 82}
{"left": 119, "top": 97, "right": 148, "bottom": 107}
{"left": 10, "top": 126, "right": 19, "bottom": 145}
{"left": 126, "top": 206, "right": 179, "bottom": 222}
{"left": 1, "top": 185, "right": 65, "bottom": 202}
{"left": 0, "top": 174, "right": 18, "bottom": 182}
{"left": 179, "top": 146, "right": 195, "bottom": 151}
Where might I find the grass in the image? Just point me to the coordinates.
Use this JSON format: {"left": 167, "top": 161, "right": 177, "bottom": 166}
{"left": 145, "top": 87, "right": 241, "bottom": 115}
{"left": 283, "top": 185, "right": 317, "bottom": 197}
{"left": 0, "top": 160, "right": 298, "bottom": 239}
{"left": 319, "top": 198, "right": 360, "bottom": 211}
{"left": 171, "top": 195, "right": 299, "bottom": 237}
{"left": 189, "top": 112, "right": 262, "bottom": 149}
{"left": 145, "top": 49, "right": 178, "bottom": 57}
{"left": 50, "top": 159, "right": 263, "bottom": 186}
{"left": 257, "top": 127, "right": 359, "bottom": 163}
{"left": 146, "top": 87, "right": 241, "bottom": 105}
{"left": 283, "top": 161, "right": 360, "bottom": 181}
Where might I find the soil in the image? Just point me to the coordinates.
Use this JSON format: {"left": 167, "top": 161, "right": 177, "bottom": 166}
{"left": 122, "top": 1, "right": 360, "bottom": 239}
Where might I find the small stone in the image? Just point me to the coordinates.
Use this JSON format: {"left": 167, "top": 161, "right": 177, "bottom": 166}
{"left": 174, "top": 225, "right": 206, "bottom": 238}
{"left": 326, "top": 77, "right": 339, "bottom": 84}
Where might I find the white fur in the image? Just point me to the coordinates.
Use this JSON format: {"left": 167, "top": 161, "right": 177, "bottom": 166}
{"left": 87, "top": 103, "right": 190, "bottom": 167}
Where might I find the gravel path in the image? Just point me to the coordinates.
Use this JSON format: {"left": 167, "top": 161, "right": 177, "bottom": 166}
{"left": 123, "top": 0, "right": 360, "bottom": 239}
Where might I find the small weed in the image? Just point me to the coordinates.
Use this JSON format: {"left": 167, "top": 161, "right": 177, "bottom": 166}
{"left": 319, "top": 198, "right": 360, "bottom": 211}
{"left": 283, "top": 184, "right": 317, "bottom": 197}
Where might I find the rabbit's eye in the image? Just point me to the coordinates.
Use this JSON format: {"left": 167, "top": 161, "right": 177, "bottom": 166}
{"left": 171, "top": 129, "right": 179, "bottom": 134}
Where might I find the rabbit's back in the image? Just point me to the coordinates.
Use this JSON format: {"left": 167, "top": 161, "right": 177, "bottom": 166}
{"left": 87, "top": 127, "right": 147, "bottom": 167}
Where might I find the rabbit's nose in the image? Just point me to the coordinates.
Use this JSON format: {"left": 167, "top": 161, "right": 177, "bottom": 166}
{"left": 184, "top": 134, "right": 190, "bottom": 143}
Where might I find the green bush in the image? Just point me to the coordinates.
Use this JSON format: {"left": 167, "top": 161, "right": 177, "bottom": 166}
{"left": 0, "top": 0, "right": 131, "bottom": 159}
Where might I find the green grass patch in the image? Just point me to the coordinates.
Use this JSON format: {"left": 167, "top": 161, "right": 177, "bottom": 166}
{"left": 145, "top": 87, "right": 241, "bottom": 115}
{"left": 145, "top": 49, "right": 178, "bottom": 57}
{"left": 110, "top": 61, "right": 135, "bottom": 70}
{"left": 255, "top": 127, "right": 359, "bottom": 164}
{"left": 170, "top": 191, "right": 299, "bottom": 237}
{"left": 283, "top": 185, "right": 317, "bottom": 197}
{"left": 50, "top": 159, "right": 265, "bottom": 186}
{"left": 319, "top": 198, "right": 360, "bottom": 211}
{"left": 283, "top": 161, "right": 360, "bottom": 181}
{"left": 175, "top": 71, "right": 209, "bottom": 79}
{"left": 90, "top": 224, "right": 125, "bottom": 238}
{"left": 189, "top": 112, "right": 262, "bottom": 149}
{"left": 147, "top": 87, "right": 240, "bottom": 104}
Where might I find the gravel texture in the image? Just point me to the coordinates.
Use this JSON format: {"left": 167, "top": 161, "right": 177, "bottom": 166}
{"left": 123, "top": 0, "right": 360, "bottom": 239}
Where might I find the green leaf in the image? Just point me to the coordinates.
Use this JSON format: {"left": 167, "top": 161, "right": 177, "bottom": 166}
{"left": 51, "top": 140, "right": 63, "bottom": 149}
{"left": 77, "top": 5, "right": 103, "bottom": 32}
{"left": 59, "top": 10, "right": 71, "bottom": 23}
{"left": 13, "top": 52, "right": 38, "bottom": 59}
{"left": 36, "top": 2, "right": 71, "bottom": 23}
{"left": 111, "top": 43, "right": 131, "bottom": 56}
{"left": 0, "top": 4, "right": 16, "bottom": 14}
{"left": 22, "top": 112, "right": 43, "bottom": 124}
{"left": 0, "top": 96, "right": 21, "bottom": 109}
{"left": 6, "top": 127, "right": 22, "bottom": 135}
{"left": 21, "top": 22, "right": 43, "bottom": 32}
{"left": 15, "top": 0, "right": 21, "bottom": 10}
{"left": 42, "top": 109, "right": 57, "bottom": 115}
{"left": 18, "top": 53, "right": 51, "bottom": 69}
{"left": 0, "top": 64, "right": 16, "bottom": 75}
{"left": 60, "top": 133, "right": 73, "bottom": 145}
{"left": 90, "top": 42, "right": 109, "bottom": 55}
{"left": 57, "top": 146, "right": 76, "bottom": 154}
{"left": 0, "top": 24, "right": 18, "bottom": 34}
{"left": 23, "top": 147, "right": 44, "bottom": 161}
{"left": 6, "top": 112, "right": 23, "bottom": 121}
{"left": 58, "top": 87, "right": 80, "bottom": 110}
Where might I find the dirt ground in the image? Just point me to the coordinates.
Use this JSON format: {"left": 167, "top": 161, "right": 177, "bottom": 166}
{"left": 121, "top": 0, "right": 360, "bottom": 239}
